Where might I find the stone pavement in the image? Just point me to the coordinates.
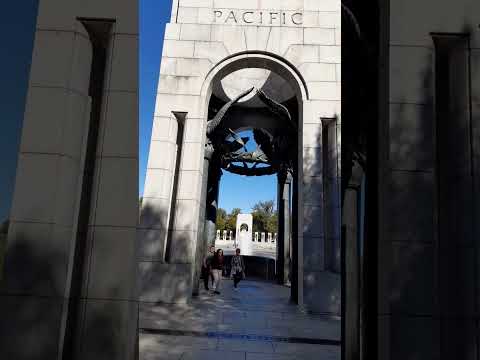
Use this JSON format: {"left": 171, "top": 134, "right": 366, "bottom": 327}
{"left": 139, "top": 279, "right": 341, "bottom": 360}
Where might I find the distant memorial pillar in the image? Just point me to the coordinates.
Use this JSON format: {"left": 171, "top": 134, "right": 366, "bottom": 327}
{"left": 277, "top": 171, "right": 292, "bottom": 285}
{"left": 216, "top": 230, "right": 220, "bottom": 241}
{"left": 255, "top": 232, "right": 259, "bottom": 242}
{"left": 268, "top": 233, "right": 272, "bottom": 242}
{"left": 261, "top": 233, "right": 266, "bottom": 242}
{"left": 229, "top": 230, "right": 233, "bottom": 241}
{"left": 236, "top": 214, "right": 253, "bottom": 255}
{"left": 222, "top": 230, "right": 227, "bottom": 241}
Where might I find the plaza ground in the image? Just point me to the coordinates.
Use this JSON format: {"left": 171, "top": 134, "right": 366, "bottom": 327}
{"left": 140, "top": 278, "right": 341, "bottom": 360}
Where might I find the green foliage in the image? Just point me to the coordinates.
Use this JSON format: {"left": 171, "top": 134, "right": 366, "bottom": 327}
{"left": 216, "top": 208, "right": 227, "bottom": 231}
{"left": 252, "top": 200, "right": 278, "bottom": 234}
{"left": 227, "top": 208, "right": 241, "bottom": 231}
{"left": 216, "top": 201, "right": 278, "bottom": 234}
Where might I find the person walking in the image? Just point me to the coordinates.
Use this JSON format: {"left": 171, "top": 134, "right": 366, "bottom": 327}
{"left": 230, "top": 248, "right": 245, "bottom": 290}
{"left": 210, "top": 249, "right": 224, "bottom": 295}
{"left": 201, "top": 245, "right": 215, "bottom": 291}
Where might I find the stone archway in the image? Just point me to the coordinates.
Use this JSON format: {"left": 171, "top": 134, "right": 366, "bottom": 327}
{"left": 193, "top": 52, "right": 307, "bottom": 303}
{"left": 140, "top": 50, "right": 341, "bottom": 315}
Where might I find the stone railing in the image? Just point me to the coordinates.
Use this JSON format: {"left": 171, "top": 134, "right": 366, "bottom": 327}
{"left": 214, "top": 237, "right": 277, "bottom": 259}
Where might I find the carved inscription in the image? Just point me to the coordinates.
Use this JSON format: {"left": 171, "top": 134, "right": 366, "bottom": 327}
{"left": 213, "top": 10, "right": 303, "bottom": 26}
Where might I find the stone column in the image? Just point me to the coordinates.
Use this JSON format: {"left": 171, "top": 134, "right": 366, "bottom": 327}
{"left": 343, "top": 161, "right": 364, "bottom": 360}
{"left": 277, "top": 172, "right": 292, "bottom": 285}
{"left": 192, "top": 153, "right": 221, "bottom": 295}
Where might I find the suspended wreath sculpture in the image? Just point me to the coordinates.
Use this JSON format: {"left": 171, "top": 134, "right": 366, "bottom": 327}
{"left": 205, "top": 87, "right": 296, "bottom": 178}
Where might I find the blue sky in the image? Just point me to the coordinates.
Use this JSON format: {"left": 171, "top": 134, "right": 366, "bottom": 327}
{"left": 0, "top": 1, "right": 39, "bottom": 223}
{"left": 139, "top": 0, "right": 277, "bottom": 213}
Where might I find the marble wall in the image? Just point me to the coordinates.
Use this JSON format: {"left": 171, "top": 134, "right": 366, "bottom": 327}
{"left": 141, "top": 0, "right": 341, "bottom": 314}
{"left": 379, "top": 0, "right": 480, "bottom": 358}
{"left": 0, "top": 1, "right": 139, "bottom": 359}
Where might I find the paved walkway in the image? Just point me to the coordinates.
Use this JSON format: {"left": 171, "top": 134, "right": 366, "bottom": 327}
{"left": 139, "top": 279, "right": 341, "bottom": 360}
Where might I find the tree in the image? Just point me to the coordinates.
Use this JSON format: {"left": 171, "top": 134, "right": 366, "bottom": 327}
{"left": 252, "top": 200, "right": 277, "bottom": 234}
{"left": 226, "top": 208, "right": 241, "bottom": 232}
{"left": 216, "top": 208, "right": 227, "bottom": 231}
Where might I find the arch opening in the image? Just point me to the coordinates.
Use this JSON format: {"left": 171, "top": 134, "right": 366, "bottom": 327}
{"left": 195, "top": 53, "right": 305, "bottom": 303}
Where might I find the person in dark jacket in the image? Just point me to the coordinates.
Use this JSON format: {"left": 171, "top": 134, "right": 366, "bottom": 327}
{"left": 210, "top": 249, "right": 224, "bottom": 295}
{"left": 230, "top": 248, "right": 245, "bottom": 290}
{"left": 201, "top": 245, "right": 215, "bottom": 290}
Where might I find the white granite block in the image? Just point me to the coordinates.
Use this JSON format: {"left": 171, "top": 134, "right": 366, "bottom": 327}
{"left": 176, "top": 170, "right": 202, "bottom": 200}
{"left": 278, "top": 27, "right": 304, "bottom": 54}
{"left": 29, "top": 30, "right": 75, "bottom": 88}
{"left": 175, "top": 58, "right": 212, "bottom": 77}
{"left": 165, "top": 23, "right": 181, "bottom": 40}
{"left": 160, "top": 57, "right": 177, "bottom": 76}
{"left": 180, "top": 24, "right": 211, "bottom": 41}
{"left": 193, "top": 41, "right": 229, "bottom": 63}
{"left": 303, "top": 205, "right": 324, "bottom": 236}
{"left": 101, "top": 91, "right": 138, "bottom": 158}
{"left": 304, "top": 0, "right": 339, "bottom": 12}
{"left": 284, "top": 45, "right": 319, "bottom": 65}
{"left": 36, "top": 0, "right": 76, "bottom": 30}
{"left": 154, "top": 94, "right": 202, "bottom": 118}
{"left": 147, "top": 141, "right": 177, "bottom": 170}
{"left": 92, "top": 158, "right": 138, "bottom": 227}
{"left": 158, "top": 75, "right": 203, "bottom": 95}
{"left": 183, "top": 117, "right": 205, "bottom": 143}
{"left": 303, "top": 147, "right": 323, "bottom": 177}
{"left": 304, "top": 28, "right": 335, "bottom": 45}
{"left": 197, "top": 7, "right": 215, "bottom": 23}
{"left": 107, "top": 34, "right": 138, "bottom": 91}
{"left": 143, "top": 169, "right": 173, "bottom": 200}
{"left": 244, "top": 26, "right": 271, "bottom": 51}
{"left": 151, "top": 116, "right": 177, "bottom": 142}
{"left": 78, "top": 0, "right": 138, "bottom": 34}
{"left": 70, "top": 32, "right": 93, "bottom": 94}
{"left": 302, "top": 11, "right": 320, "bottom": 27}
{"left": 163, "top": 39, "right": 195, "bottom": 58}
{"left": 318, "top": 11, "right": 341, "bottom": 28}
{"left": 139, "top": 198, "right": 170, "bottom": 230}
{"left": 173, "top": 200, "right": 200, "bottom": 232}
{"left": 21, "top": 87, "right": 68, "bottom": 155}
{"left": 303, "top": 123, "right": 322, "bottom": 147}
{"left": 87, "top": 227, "right": 137, "bottom": 299}
{"left": 334, "top": 28, "right": 341, "bottom": 45}
{"left": 389, "top": 46, "right": 434, "bottom": 104}
{"left": 177, "top": 7, "right": 199, "bottom": 23}
{"left": 52, "top": 156, "right": 80, "bottom": 227}
{"left": 303, "top": 100, "right": 341, "bottom": 123}
{"left": 299, "top": 63, "right": 336, "bottom": 81}
{"left": 61, "top": 92, "right": 91, "bottom": 159}
{"left": 214, "top": 0, "right": 258, "bottom": 9}
{"left": 211, "top": 26, "right": 247, "bottom": 54}
{"left": 259, "top": 0, "right": 303, "bottom": 10}
{"left": 308, "top": 82, "right": 341, "bottom": 101}
{"left": 180, "top": 0, "right": 213, "bottom": 7}
{"left": 180, "top": 142, "right": 203, "bottom": 171}
{"left": 319, "top": 45, "right": 340, "bottom": 63}
{"left": 10, "top": 154, "right": 58, "bottom": 223}
{"left": 303, "top": 176, "right": 324, "bottom": 206}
